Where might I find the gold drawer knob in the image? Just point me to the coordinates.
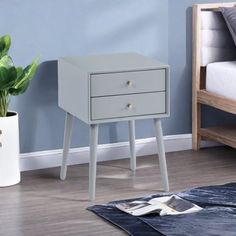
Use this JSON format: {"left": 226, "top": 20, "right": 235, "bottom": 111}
{"left": 126, "top": 81, "right": 133, "bottom": 87}
{"left": 127, "top": 103, "right": 133, "bottom": 109}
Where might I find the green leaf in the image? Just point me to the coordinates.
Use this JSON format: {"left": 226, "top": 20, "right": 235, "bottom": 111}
{"left": 9, "top": 80, "right": 30, "bottom": 95}
{"left": 16, "top": 67, "right": 23, "bottom": 78}
{"left": 0, "top": 35, "right": 11, "bottom": 59}
{"left": 9, "top": 59, "right": 38, "bottom": 95}
{"left": 0, "top": 66, "right": 17, "bottom": 90}
{"left": 0, "top": 55, "right": 17, "bottom": 90}
{"left": 0, "top": 55, "right": 13, "bottom": 68}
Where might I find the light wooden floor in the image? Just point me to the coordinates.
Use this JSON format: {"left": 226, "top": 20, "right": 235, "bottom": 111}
{"left": 0, "top": 147, "right": 236, "bottom": 236}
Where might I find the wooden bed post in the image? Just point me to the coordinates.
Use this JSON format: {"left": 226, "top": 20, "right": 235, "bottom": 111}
{"left": 192, "top": 4, "right": 202, "bottom": 150}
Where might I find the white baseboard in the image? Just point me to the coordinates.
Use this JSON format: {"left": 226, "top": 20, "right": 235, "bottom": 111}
{"left": 20, "top": 134, "right": 219, "bottom": 171}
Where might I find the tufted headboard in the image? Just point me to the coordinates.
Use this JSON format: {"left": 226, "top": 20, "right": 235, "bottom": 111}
{"left": 201, "top": 10, "right": 236, "bottom": 66}
{"left": 193, "top": 2, "right": 236, "bottom": 69}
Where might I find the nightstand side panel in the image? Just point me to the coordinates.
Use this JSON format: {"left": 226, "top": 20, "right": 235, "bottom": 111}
{"left": 58, "top": 59, "right": 89, "bottom": 123}
{"left": 165, "top": 66, "right": 170, "bottom": 117}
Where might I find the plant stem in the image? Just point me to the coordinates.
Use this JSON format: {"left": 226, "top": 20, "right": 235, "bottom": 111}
{"left": 0, "top": 90, "right": 9, "bottom": 117}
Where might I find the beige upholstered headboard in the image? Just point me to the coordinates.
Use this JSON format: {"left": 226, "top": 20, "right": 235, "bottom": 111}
{"left": 193, "top": 2, "right": 236, "bottom": 68}
{"left": 201, "top": 10, "right": 236, "bottom": 66}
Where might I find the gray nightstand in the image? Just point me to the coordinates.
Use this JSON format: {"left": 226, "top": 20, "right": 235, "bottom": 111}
{"left": 58, "top": 53, "right": 170, "bottom": 200}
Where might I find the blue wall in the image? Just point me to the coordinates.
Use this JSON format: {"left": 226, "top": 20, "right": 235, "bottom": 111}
{"left": 0, "top": 0, "right": 169, "bottom": 153}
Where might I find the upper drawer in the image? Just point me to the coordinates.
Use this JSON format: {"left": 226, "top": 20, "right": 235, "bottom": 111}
{"left": 90, "top": 69, "right": 166, "bottom": 97}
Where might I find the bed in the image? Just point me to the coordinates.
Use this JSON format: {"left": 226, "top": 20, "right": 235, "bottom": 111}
{"left": 192, "top": 2, "right": 236, "bottom": 150}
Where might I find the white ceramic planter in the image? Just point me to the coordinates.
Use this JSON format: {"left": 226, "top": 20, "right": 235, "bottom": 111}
{"left": 0, "top": 111, "right": 20, "bottom": 187}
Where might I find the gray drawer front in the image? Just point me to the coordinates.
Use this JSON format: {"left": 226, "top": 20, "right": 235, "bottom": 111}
{"left": 90, "top": 70, "right": 166, "bottom": 97}
{"left": 91, "top": 92, "right": 166, "bottom": 120}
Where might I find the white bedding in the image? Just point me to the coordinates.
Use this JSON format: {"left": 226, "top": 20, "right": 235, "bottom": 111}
{"left": 206, "top": 61, "right": 236, "bottom": 100}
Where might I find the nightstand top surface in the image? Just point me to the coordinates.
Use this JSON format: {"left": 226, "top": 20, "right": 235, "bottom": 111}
{"left": 60, "top": 53, "right": 168, "bottom": 73}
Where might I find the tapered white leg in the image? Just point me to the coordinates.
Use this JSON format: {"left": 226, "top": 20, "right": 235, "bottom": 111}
{"left": 153, "top": 118, "right": 169, "bottom": 192}
{"left": 89, "top": 124, "right": 99, "bottom": 201}
{"left": 128, "top": 120, "right": 136, "bottom": 171}
{"left": 60, "top": 112, "right": 74, "bottom": 180}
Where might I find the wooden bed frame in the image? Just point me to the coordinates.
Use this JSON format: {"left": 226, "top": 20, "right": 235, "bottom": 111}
{"left": 192, "top": 2, "right": 236, "bottom": 150}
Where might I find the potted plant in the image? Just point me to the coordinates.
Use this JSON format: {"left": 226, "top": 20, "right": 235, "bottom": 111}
{"left": 0, "top": 35, "right": 38, "bottom": 187}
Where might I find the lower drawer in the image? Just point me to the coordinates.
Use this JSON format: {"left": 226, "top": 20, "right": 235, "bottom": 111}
{"left": 91, "top": 92, "right": 166, "bottom": 120}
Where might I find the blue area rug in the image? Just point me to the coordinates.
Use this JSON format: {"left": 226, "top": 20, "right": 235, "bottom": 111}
{"left": 87, "top": 183, "right": 236, "bottom": 236}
